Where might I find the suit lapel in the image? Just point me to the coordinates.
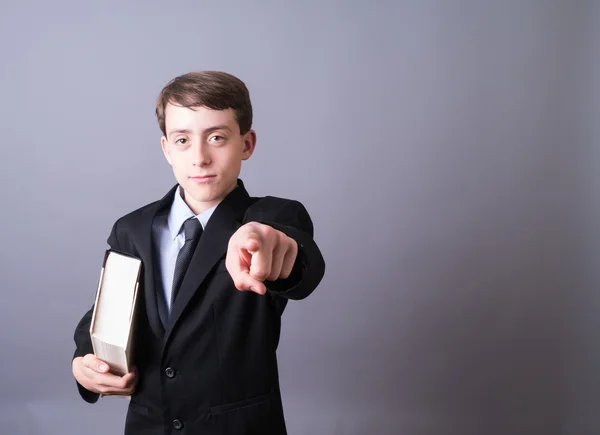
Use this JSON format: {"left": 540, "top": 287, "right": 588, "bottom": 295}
{"left": 135, "top": 185, "right": 179, "bottom": 339}
{"left": 164, "top": 180, "right": 251, "bottom": 344}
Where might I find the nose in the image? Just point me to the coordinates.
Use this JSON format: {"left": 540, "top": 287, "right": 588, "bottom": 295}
{"left": 191, "top": 140, "right": 211, "bottom": 167}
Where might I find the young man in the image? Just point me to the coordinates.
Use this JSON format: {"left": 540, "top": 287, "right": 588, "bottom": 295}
{"left": 72, "top": 71, "right": 325, "bottom": 434}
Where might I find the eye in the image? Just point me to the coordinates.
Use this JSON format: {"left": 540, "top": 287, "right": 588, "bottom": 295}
{"left": 209, "top": 135, "right": 225, "bottom": 143}
{"left": 175, "top": 138, "right": 188, "bottom": 145}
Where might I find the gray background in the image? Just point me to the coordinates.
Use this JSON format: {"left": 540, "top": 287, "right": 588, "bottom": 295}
{"left": 0, "top": 1, "right": 598, "bottom": 434}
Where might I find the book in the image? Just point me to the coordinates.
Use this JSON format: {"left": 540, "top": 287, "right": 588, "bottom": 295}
{"left": 89, "top": 249, "right": 142, "bottom": 377}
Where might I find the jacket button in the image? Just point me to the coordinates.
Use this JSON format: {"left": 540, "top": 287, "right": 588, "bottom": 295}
{"left": 172, "top": 419, "right": 183, "bottom": 430}
{"left": 165, "top": 367, "right": 175, "bottom": 378}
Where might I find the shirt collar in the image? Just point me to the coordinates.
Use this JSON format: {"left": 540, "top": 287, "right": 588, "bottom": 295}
{"left": 167, "top": 186, "right": 219, "bottom": 240}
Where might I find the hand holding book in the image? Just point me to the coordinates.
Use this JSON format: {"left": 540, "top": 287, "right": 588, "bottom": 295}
{"left": 72, "top": 249, "right": 142, "bottom": 397}
{"left": 72, "top": 354, "right": 137, "bottom": 396}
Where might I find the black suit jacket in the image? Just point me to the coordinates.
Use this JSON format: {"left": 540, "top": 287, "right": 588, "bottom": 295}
{"left": 73, "top": 180, "right": 325, "bottom": 435}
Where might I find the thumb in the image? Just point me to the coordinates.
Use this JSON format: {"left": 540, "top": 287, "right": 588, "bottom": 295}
{"left": 83, "top": 354, "right": 110, "bottom": 373}
{"left": 231, "top": 269, "right": 267, "bottom": 295}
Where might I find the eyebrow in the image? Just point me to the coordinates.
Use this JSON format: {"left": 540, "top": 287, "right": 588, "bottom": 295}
{"left": 168, "top": 125, "right": 233, "bottom": 137}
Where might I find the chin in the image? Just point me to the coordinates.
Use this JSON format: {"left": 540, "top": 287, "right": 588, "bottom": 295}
{"left": 185, "top": 186, "right": 221, "bottom": 203}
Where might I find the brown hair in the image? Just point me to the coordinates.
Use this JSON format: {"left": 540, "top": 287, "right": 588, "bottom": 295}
{"left": 155, "top": 71, "right": 253, "bottom": 137}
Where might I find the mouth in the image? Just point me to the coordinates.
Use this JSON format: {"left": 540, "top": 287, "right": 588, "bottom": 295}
{"left": 189, "top": 175, "right": 216, "bottom": 183}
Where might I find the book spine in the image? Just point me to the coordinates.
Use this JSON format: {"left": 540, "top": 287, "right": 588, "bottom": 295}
{"left": 89, "top": 265, "right": 106, "bottom": 338}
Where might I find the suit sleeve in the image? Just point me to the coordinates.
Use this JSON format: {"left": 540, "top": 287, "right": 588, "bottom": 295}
{"left": 72, "top": 219, "right": 122, "bottom": 403}
{"left": 258, "top": 200, "right": 325, "bottom": 300}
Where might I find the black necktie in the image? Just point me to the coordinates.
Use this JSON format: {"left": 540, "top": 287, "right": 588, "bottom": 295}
{"left": 170, "top": 217, "right": 203, "bottom": 311}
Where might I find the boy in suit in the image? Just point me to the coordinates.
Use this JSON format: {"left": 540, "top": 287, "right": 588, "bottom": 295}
{"left": 72, "top": 71, "right": 325, "bottom": 434}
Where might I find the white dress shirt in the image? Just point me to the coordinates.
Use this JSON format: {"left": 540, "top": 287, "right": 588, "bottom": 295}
{"left": 152, "top": 186, "right": 219, "bottom": 319}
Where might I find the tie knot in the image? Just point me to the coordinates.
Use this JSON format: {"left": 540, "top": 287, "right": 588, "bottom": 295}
{"left": 183, "top": 217, "right": 202, "bottom": 241}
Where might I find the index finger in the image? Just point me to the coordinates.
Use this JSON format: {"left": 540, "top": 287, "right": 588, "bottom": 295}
{"left": 249, "top": 247, "right": 273, "bottom": 283}
{"left": 242, "top": 232, "right": 261, "bottom": 254}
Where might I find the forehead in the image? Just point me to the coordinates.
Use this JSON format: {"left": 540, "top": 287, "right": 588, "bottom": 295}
{"left": 164, "top": 103, "right": 237, "bottom": 132}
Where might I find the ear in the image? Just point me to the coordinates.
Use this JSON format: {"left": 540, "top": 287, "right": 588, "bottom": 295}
{"left": 241, "top": 130, "right": 257, "bottom": 161}
{"left": 161, "top": 136, "right": 173, "bottom": 165}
